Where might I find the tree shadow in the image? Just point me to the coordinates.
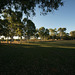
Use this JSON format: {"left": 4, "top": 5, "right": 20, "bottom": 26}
{"left": 0, "top": 43, "right": 75, "bottom": 75}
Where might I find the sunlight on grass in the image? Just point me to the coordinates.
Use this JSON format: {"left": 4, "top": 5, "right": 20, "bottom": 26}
{"left": 1, "top": 40, "right": 75, "bottom": 49}
{"left": 20, "top": 40, "right": 75, "bottom": 49}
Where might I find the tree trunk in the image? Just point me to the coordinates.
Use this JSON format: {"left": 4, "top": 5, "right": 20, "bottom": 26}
{"left": 10, "top": 36, "right": 13, "bottom": 43}
{"left": 27, "top": 35, "right": 30, "bottom": 40}
{"left": 60, "top": 32, "right": 62, "bottom": 40}
{"left": 0, "top": 36, "right": 1, "bottom": 43}
{"left": 20, "top": 36, "right": 22, "bottom": 44}
{"left": 7, "top": 37, "right": 9, "bottom": 44}
{"left": 52, "top": 36, "right": 54, "bottom": 40}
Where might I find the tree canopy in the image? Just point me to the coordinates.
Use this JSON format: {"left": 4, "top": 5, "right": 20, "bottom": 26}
{"left": 38, "top": 27, "right": 49, "bottom": 40}
{"left": 0, "top": 0, "right": 63, "bottom": 16}
{"left": 23, "top": 18, "right": 36, "bottom": 39}
{"left": 70, "top": 31, "right": 75, "bottom": 37}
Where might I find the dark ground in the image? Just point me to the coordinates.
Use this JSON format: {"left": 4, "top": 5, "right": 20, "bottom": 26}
{"left": 0, "top": 40, "right": 75, "bottom": 75}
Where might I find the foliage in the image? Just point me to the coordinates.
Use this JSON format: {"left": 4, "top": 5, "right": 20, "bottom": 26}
{"left": 49, "top": 28, "right": 57, "bottom": 39}
{"left": 0, "top": 0, "right": 63, "bottom": 16}
{"left": 70, "top": 31, "right": 75, "bottom": 37}
{"left": 38, "top": 27, "right": 49, "bottom": 40}
{"left": 0, "top": 9, "right": 36, "bottom": 41}
{"left": 58, "top": 28, "right": 66, "bottom": 40}
{"left": 1, "top": 10, "right": 24, "bottom": 41}
{"left": 70, "top": 31, "right": 75, "bottom": 39}
{"left": 0, "top": 0, "right": 64, "bottom": 41}
{"left": 23, "top": 18, "right": 36, "bottom": 39}
{"left": 0, "top": 19, "right": 9, "bottom": 36}
{"left": 34, "top": 29, "right": 39, "bottom": 39}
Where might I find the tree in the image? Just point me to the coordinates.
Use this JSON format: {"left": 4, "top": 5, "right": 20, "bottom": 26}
{"left": 70, "top": 31, "right": 75, "bottom": 40}
{"left": 62, "top": 33, "right": 70, "bottom": 40}
{"left": 44, "top": 29, "right": 49, "bottom": 40}
{"left": 15, "top": 22, "right": 24, "bottom": 43}
{"left": 49, "top": 28, "right": 57, "bottom": 39}
{"left": 35, "top": 29, "right": 39, "bottom": 39}
{"left": 38, "top": 27, "right": 49, "bottom": 40}
{"left": 1, "top": 9, "right": 24, "bottom": 42}
{"left": 0, "top": 19, "right": 9, "bottom": 43}
{"left": 1, "top": 9, "right": 36, "bottom": 41}
{"left": 23, "top": 18, "right": 36, "bottom": 40}
{"left": 58, "top": 28, "right": 66, "bottom": 40}
{"left": 0, "top": 20, "right": 4, "bottom": 36}
{"left": 35, "top": 34, "right": 39, "bottom": 39}
{"left": 0, "top": 0, "right": 63, "bottom": 16}
{"left": 38, "top": 27, "right": 45, "bottom": 39}
{"left": 0, "top": 19, "right": 9, "bottom": 36}
{"left": 0, "top": 0, "right": 63, "bottom": 40}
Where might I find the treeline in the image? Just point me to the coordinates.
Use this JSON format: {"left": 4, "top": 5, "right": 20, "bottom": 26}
{"left": 0, "top": 10, "right": 75, "bottom": 42}
{"left": 0, "top": 21, "right": 75, "bottom": 41}
{"left": 36, "top": 27, "right": 75, "bottom": 40}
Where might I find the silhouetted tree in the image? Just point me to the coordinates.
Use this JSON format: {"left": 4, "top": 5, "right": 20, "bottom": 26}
{"left": 23, "top": 18, "right": 36, "bottom": 40}
{"left": 0, "top": 0, "right": 63, "bottom": 16}
{"left": 44, "top": 29, "right": 49, "bottom": 40}
{"left": 38, "top": 27, "right": 49, "bottom": 40}
{"left": 49, "top": 28, "right": 57, "bottom": 39}
{"left": 38, "top": 27, "right": 45, "bottom": 39}
{"left": 58, "top": 28, "right": 66, "bottom": 40}
{"left": 35, "top": 29, "right": 39, "bottom": 39}
{"left": 70, "top": 31, "right": 75, "bottom": 40}
{"left": 1, "top": 9, "right": 24, "bottom": 42}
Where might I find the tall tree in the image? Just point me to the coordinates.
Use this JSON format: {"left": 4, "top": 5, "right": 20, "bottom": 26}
{"left": 15, "top": 22, "right": 24, "bottom": 43}
{"left": 38, "top": 27, "right": 49, "bottom": 40}
{"left": 38, "top": 27, "right": 45, "bottom": 40}
{"left": 44, "top": 29, "right": 49, "bottom": 40}
{"left": 70, "top": 31, "right": 75, "bottom": 40}
{"left": 1, "top": 9, "right": 24, "bottom": 42}
{"left": 35, "top": 29, "right": 39, "bottom": 39}
{"left": 49, "top": 28, "right": 57, "bottom": 39}
{"left": 58, "top": 28, "right": 66, "bottom": 40}
{"left": 23, "top": 18, "right": 36, "bottom": 40}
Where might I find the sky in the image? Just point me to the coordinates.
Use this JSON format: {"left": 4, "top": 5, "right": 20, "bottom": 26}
{"left": 30, "top": 0, "right": 75, "bottom": 33}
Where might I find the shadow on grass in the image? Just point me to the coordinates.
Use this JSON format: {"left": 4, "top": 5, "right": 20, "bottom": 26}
{"left": 0, "top": 43, "right": 75, "bottom": 75}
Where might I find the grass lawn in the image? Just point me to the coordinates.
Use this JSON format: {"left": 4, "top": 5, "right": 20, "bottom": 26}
{"left": 0, "top": 40, "right": 75, "bottom": 75}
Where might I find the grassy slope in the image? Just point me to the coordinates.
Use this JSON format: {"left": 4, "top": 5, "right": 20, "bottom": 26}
{"left": 0, "top": 40, "right": 75, "bottom": 75}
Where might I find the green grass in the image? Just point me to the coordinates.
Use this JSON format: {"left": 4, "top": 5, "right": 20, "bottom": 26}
{"left": 0, "top": 40, "right": 75, "bottom": 75}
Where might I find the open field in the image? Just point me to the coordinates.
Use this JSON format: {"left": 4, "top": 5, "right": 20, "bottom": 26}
{"left": 0, "top": 40, "right": 75, "bottom": 75}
